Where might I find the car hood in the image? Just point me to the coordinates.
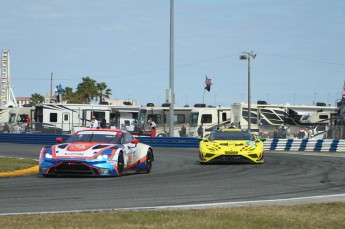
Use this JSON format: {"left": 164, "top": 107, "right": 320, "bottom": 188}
{"left": 201, "top": 139, "right": 259, "bottom": 149}
{"left": 52, "top": 142, "right": 117, "bottom": 159}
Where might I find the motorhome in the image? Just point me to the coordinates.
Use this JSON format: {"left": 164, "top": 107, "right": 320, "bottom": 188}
{"left": 231, "top": 103, "right": 286, "bottom": 133}
{"left": 231, "top": 101, "right": 336, "bottom": 137}
{"left": 0, "top": 107, "right": 10, "bottom": 123}
{"left": 33, "top": 103, "right": 139, "bottom": 133}
{"left": 0, "top": 107, "right": 11, "bottom": 132}
{"left": 300, "top": 111, "right": 332, "bottom": 124}
{"left": 136, "top": 103, "right": 193, "bottom": 137}
{"left": 299, "top": 110, "right": 336, "bottom": 138}
{"left": 5, "top": 106, "right": 35, "bottom": 132}
{"left": 188, "top": 106, "right": 231, "bottom": 137}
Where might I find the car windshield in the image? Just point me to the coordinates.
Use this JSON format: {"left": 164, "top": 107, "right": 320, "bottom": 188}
{"left": 210, "top": 131, "right": 254, "bottom": 141}
{"left": 65, "top": 131, "right": 122, "bottom": 144}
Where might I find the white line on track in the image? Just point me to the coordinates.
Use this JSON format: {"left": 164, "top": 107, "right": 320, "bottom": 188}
{"left": 1, "top": 193, "right": 345, "bottom": 216}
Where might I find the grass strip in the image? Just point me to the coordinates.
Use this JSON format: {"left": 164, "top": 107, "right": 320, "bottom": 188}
{"left": 0, "top": 157, "right": 38, "bottom": 176}
{"left": 0, "top": 202, "right": 345, "bottom": 229}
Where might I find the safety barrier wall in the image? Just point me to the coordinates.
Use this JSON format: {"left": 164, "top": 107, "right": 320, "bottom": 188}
{"left": 263, "top": 139, "right": 345, "bottom": 152}
{"left": 0, "top": 133, "right": 199, "bottom": 147}
{"left": 0, "top": 133, "right": 70, "bottom": 145}
{"left": 137, "top": 137, "right": 200, "bottom": 148}
{"left": 1, "top": 133, "right": 345, "bottom": 152}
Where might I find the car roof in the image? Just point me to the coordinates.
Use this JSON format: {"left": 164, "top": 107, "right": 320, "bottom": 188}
{"left": 220, "top": 128, "right": 243, "bottom": 132}
{"left": 75, "top": 128, "right": 127, "bottom": 135}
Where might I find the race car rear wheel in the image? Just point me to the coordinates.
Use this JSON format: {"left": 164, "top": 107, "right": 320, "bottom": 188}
{"left": 145, "top": 149, "right": 153, "bottom": 173}
{"left": 117, "top": 153, "right": 124, "bottom": 176}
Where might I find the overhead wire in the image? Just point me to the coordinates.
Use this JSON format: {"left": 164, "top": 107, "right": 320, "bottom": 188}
{"left": 11, "top": 51, "right": 344, "bottom": 81}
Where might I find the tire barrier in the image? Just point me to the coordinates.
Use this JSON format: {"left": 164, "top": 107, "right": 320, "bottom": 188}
{"left": 264, "top": 139, "right": 345, "bottom": 152}
{"left": 1, "top": 133, "right": 345, "bottom": 152}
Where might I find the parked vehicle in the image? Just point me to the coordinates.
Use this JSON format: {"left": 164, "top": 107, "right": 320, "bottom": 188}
{"left": 189, "top": 106, "right": 231, "bottom": 137}
{"left": 34, "top": 103, "right": 139, "bottom": 134}
{"left": 231, "top": 101, "right": 336, "bottom": 137}
{"left": 136, "top": 104, "right": 193, "bottom": 137}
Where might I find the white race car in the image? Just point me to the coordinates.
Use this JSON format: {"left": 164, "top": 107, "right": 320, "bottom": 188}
{"left": 39, "top": 128, "right": 154, "bottom": 177}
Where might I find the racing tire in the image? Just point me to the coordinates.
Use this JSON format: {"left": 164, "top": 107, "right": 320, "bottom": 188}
{"left": 157, "top": 133, "right": 166, "bottom": 137}
{"left": 117, "top": 153, "right": 124, "bottom": 176}
{"left": 42, "top": 174, "right": 55, "bottom": 178}
{"left": 145, "top": 149, "right": 153, "bottom": 173}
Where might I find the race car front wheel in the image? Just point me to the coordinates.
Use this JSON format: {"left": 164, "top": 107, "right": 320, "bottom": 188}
{"left": 117, "top": 154, "right": 124, "bottom": 176}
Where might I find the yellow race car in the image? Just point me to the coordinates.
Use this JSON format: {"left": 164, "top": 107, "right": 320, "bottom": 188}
{"left": 199, "top": 128, "right": 265, "bottom": 164}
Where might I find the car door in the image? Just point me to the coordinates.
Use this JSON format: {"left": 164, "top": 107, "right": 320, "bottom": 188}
{"left": 122, "top": 132, "right": 138, "bottom": 167}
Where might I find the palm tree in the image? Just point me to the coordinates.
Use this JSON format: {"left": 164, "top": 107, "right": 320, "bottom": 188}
{"left": 76, "top": 76, "right": 98, "bottom": 104}
{"left": 63, "top": 87, "right": 81, "bottom": 104}
{"left": 97, "top": 82, "right": 112, "bottom": 103}
{"left": 30, "top": 93, "right": 45, "bottom": 106}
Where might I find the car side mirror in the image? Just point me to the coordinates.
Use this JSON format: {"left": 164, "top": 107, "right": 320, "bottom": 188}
{"left": 56, "top": 137, "right": 63, "bottom": 143}
{"left": 131, "top": 139, "right": 139, "bottom": 144}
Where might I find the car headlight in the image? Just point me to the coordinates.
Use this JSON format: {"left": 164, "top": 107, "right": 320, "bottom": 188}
{"left": 97, "top": 155, "right": 109, "bottom": 160}
{"left": 246, "top": 141, "right": 256, "bottom": 148}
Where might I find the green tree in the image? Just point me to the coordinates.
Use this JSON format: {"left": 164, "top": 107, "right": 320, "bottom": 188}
{"left": 76, "top": 76, "right": 98, "bottom": 104}
{"left": 63, "top": 87, "right": 81, "bottom": 104}
{"left": 97, "top": 82, "right": 112, "bottom": 103}
{"left": 30, "top": 93, "right": 45, "bottom": 106}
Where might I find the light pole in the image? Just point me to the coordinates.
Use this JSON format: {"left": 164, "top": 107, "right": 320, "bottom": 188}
{"left": 240, "top": 51, "right": 256, "bottom": 130}
{"left": 168, "top": 0, "right": 175, "bottom": 136}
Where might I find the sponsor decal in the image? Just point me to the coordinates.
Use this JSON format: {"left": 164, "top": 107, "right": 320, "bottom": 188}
{"left": 68, "top": 143, "right": 94, "bottom": 151}
{"left": 64, "top": 152, "right": 85, "bottom": 156}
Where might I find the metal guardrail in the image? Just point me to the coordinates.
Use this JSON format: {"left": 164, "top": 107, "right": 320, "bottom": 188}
{"left": 1, "top": 133, "right": 345, "bottom": 152}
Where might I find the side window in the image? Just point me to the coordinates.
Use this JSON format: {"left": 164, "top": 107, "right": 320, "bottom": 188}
{"left": 201, "top": 114, "right": 212, "bottom": 123}
{"left": 222, "top": 113, "right": 227, "bottom": 122}
{"left": 122, "top": 133, "right": 133, "bottom": 144}
{"left": 174, "top": 114, "right": 185, "bottom": 123}
{"left": 64, "top": 114, "right": 69, "bottom": 121}
{"left": 50, "top": 113, "right": 58, "bottom": 122}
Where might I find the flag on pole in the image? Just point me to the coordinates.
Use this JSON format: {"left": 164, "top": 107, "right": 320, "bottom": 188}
{"left": 205, "top": 75, "right": 212, "bottom": 92}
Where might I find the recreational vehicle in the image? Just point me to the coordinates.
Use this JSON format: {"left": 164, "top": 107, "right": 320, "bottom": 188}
{"left": 188, "top": 106, "right": 231, "bottom": 137}
{"left": 299, "top": 110, "right": 336, "bottom": 138}
{"left": 0, "top": 107, "right": 10, "bottom": 124}
{"left": 34, "top": 103, "right": 139, "bottom": 133}
{"left": 300, "top": 111, "right": 332, "bottom": 124}
{"left": 136, "top": 104, "right": 193, "bottom": 137}
{"left": 6, "top": 106, "right": 34, "bottom": 133}
{"left": 231, "top": 101, "right": 336, "bottom": 137}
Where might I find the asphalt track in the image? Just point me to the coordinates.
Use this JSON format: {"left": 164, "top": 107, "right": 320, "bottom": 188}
{"left": 1, "top": 143, "right": 345, "bottom": 215}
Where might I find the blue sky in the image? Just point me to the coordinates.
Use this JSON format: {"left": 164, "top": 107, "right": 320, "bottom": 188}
{"left": 1, "top": 0, "right": 344, "bottom": 107}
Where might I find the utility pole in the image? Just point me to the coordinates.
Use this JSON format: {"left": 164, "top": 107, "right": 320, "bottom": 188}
{"left": 168, "top": 0, "right": 175, "bottom": 136}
